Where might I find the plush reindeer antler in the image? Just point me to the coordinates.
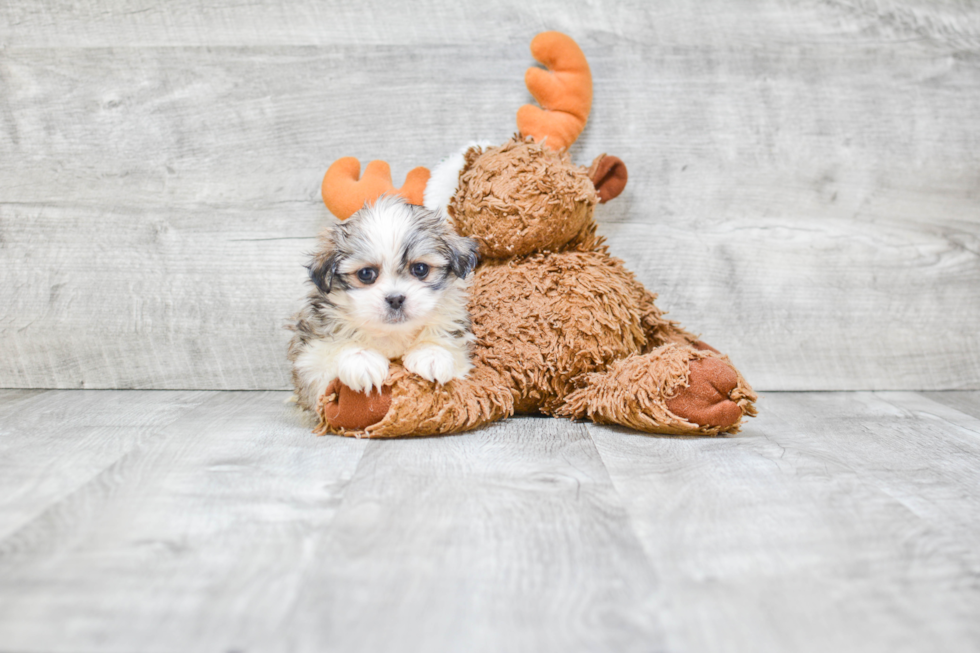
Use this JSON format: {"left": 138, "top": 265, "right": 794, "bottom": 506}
{"left": 516, "top": 32, "right": 593, "bottom": 151}
{"left": 321, "top": 157, "right": 431, "bottom": 220}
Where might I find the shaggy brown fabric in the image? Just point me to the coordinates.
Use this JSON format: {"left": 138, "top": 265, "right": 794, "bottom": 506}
{"left": 556, "top": 347, "right": 758, "bottom": 435}
{"left": 450, "top": 138, "right": 597, "bottom": 259}
{"left": 315, "top": 139, "right": 758, "bottom": 438}
{"left": 468, "top": 251, "right": 649, "bottom": 413}
{"left": 365, "top": 363, "right": 515, "bottom": 437}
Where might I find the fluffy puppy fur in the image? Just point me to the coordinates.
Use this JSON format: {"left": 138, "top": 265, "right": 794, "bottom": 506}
{"left": 288, "top": 195, "right": 480, "bottom": 411}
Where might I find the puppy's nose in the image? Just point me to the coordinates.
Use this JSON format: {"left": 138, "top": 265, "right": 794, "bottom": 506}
{"left": 385, "top": 294, "right": 406, "bottom": 310}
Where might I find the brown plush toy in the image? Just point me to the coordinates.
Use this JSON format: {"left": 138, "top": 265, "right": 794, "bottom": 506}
{"left": 308, "top": 31, "right": 757, "bottom": 437}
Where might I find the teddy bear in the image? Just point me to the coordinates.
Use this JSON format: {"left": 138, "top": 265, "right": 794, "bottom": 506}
{"left": 308, "top": 31, "right": 757, "bottom": 437}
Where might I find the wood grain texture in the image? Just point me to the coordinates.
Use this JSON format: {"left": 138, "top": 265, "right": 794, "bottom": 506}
{"left": 589, "top": 391, "right": 980, "bottom": 653}
{"left": 278, "top": 418, "right": 665, "bottom": 653}
{"left": 921, "top": 391, "right": 980, "bottom": 421}
{"left": 1, "top": 2, "right": 979, "bottom": 390}
{"left": 0, "top": 394, "right": 663, "bottom": 653}
{"left": 0, "top": 389, "right": 210, "bottom": 539}
{"left": 2, "top": 0, "right": 979, "bottom": 48}
{"left": 2, "top": 390, "right": 980, "bottom": 651}
{"left": 0, "top": 203, "right": 313, "bottom": 389}
{"left": 0, "top": 390, "right": 369, "bottom": 652}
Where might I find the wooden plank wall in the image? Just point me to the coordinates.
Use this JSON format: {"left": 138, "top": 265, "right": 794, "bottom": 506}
{"left": 1, "top": 0, "right": 978, "bottom": 391}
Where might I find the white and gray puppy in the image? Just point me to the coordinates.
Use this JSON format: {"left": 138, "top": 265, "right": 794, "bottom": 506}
{"left": 288, "top": 195, "right": 480, "bottom": 410}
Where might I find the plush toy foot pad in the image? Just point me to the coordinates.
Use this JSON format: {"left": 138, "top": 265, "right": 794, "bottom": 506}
{"left": 666, "top": 358, "right": 742, "bottom": 429}
{"left": 316, "top": 379, "right": 392, "bottom": 434}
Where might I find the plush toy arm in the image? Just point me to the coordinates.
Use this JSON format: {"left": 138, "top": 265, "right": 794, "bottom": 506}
{"left": 314, "top": 362, "right": 514, "bottom": 438}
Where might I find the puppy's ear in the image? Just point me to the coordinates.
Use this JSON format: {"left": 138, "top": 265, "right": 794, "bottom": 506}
{"left": 306, "top": 240, "right": 341, "bottom": 294}
{"left": 444, "top": 233, "right": 480, "bottom": 279}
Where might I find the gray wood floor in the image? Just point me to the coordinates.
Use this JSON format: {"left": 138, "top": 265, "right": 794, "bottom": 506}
{"left": 1, "top": 389, "right": 978, "bottom": 653}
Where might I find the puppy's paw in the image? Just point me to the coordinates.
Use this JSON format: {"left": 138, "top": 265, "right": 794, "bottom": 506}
{"left": 404, "top": 345, "right": 460, "bottom": 385}
{"left": 336, "top": 348, "right": 390, "bottom": 393}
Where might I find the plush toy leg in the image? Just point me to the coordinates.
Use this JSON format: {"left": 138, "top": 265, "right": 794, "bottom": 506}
{"left": 313, "top": 362, "right": 515, "bottom": 438}
{"left": 555, "top": 344, "right": 757, "bottom": 435}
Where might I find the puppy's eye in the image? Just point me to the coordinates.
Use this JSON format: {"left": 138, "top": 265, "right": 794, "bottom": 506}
{"left": 356, "top": 267, "right": 378, "bottom": 284}
{"left": 410, "top": 262, "right": 430, "bottom": 280}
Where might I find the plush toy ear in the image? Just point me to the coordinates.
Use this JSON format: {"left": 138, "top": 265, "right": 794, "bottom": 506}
{"left": 588, "top": 154, "right": 628, "bottom": 203}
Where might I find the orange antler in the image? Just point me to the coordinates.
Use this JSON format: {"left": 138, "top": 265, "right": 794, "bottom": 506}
{"left": 321, "top": 157, "right": 431, "bottom": 220}
{"left": 516, "top": 31, "right": 593, "bottom": 151}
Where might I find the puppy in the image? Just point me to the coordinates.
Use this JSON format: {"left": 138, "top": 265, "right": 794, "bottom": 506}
{"left": 288, "top": 195, "right": 480, "bottom": 411}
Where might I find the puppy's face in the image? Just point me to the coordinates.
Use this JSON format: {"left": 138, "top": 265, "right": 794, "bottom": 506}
{"left": 308, "top": 196, "right": 479, "bottom": 333}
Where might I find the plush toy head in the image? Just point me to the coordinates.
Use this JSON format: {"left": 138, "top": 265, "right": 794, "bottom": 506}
{"left": 448, "top": 140, "right": 628, "bottom": 258}
{"left": 448, "top": 138, "right": 594, "bottom": 258}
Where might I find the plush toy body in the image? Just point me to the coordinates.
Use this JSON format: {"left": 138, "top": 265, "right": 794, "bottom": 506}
{"left": 308, "top": 32, "right": 757, "bottom": 437}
